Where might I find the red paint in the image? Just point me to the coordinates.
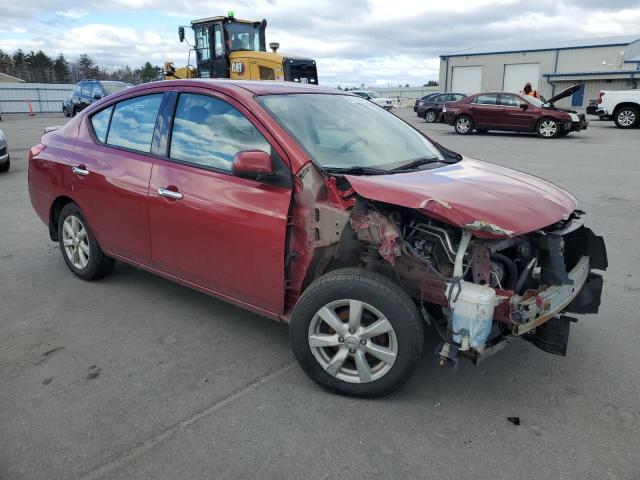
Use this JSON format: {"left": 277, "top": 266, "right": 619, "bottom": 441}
{"left": 346, "top": 158, "right": 577, "bottom": 237}
{"left": 232, "top": 150, "right": 273, "bottom": 175}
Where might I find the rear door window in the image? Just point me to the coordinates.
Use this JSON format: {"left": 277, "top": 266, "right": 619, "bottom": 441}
{"left": 169, "top": 93, "right": 271, "bottom": 172}
{"left": 473, "top": 94, "right": 498, "bottom": 105}
{"left": 106, "top": 94, "right": 163, "bottom": 153}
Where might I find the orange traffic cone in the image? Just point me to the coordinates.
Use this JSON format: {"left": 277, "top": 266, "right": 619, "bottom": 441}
{"left": 26, "top": 98, "right": 36, "bottom": 116}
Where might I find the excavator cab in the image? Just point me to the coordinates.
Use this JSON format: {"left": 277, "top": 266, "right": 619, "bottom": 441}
{"left": 166, "top": 13, "right": 318, "bottom": 84}
{"left": 191, "top": 16, "right": 266, "bottom": 79}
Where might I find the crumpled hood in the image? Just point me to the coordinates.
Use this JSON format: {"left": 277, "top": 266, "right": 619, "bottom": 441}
{"left": 345, "top": 157, "right": 577, "bottom": 237}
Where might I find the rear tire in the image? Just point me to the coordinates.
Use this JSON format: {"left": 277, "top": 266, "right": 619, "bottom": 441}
{"left": 614, "top": 106, "right": 639, "bottom": 129}
{"left": 290, "top": 268, "right": 424, "bottom": 398}
{"left": 424, "top": 110, "right": 437, "bottom": 123}
{"left": 57, "top": 203, "right": 114, "bottom": 280}
{"left": 455, "top": 115, "right": 474, "bottom": 135}
{"left": 537, "top": 118, "right": 559, "bottom": 138}
{"left": 63, "top": 107, "right": 70, "bottom": 117}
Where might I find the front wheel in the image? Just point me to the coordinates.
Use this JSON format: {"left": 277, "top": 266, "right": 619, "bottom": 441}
{"left": 425, "top": 110, "right": 437, "bottom": 123}
{"left": 0, "top": 157, "right": 9, "bottom": 173}
{"left": 614, "top": 106, "right": 639, "bottom": 129}
{"left": 58, "top": 203, "right": 115, "bottom": 280}
{"left": 290, "top": 268, "right": 424, "bottom": 397}
{"left": 537, "top": 118, "right": 559, "bottom": 138}
{"left": 455, "top": 115, "right": 474, "bottom": 135}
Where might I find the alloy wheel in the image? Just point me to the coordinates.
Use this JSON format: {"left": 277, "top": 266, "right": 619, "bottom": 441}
{"left": 539, "top": 120, "right": 558, "bottom": 137}
{"left": 617, "top": 110, "right": 636, "bottom": 127}
{"left": 426, "top": 111, "right": 436, "bottom": 123}
{"left": 456, "top": 117, "right": 471, "bottom": 133}
{"left": 308, "top": 299, "right": 398, "bottom": 384}
{"left": 62, "top": 215, "right": 90, "bottom": 269}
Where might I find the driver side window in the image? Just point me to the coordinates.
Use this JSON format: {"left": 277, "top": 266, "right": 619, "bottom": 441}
{"left": 169, "top": 93, "right": 272, "bottom": 172}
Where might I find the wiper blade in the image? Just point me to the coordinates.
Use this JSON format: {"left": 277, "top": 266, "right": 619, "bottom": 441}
{"left": 323, "top": 166, "right": 389, "bottom": 175}
{"left": 390, "top": 157, "right": 450, "bottom": 171}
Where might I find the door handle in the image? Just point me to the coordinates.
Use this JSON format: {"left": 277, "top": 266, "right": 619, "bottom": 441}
{"left": 72, "top": 165, "right": 89, "bottom": 176}
{"left": 158, "top": 187, "right": 183, "bottom": 200}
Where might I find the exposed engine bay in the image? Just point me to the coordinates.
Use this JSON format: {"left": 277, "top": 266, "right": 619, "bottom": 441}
{"left": 285, "top": 165, "right": 608, "bottom": 365}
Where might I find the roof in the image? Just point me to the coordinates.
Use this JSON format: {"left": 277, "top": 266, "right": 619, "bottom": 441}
{"left": 441, "top": 34, "right": 640, "bottom": 58}
{"left": 0, "top": 72, "right": 25, "bottom": 83}
{"left": 123, "top": 79, "right": 341, "bottom": 96}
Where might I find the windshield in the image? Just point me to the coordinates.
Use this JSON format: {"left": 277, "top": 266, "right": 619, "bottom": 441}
{"left": 101, "top": 82, "right": 130, "bottom": 95}
{"left": 257, "top": 94, "right": 446, "bottom": 171}
{"left": 367, "top": 91, "right": 380, "bottom": 98}
{"left": 225, "top": 23, "right": 261, "bottom": 51}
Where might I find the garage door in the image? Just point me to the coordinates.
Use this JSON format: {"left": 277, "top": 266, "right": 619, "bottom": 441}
{"left": 503, "top": 63, "right": 540, "bottom": 94}
{"left": 451, "top": 66, "right": 483, "bottom": 95}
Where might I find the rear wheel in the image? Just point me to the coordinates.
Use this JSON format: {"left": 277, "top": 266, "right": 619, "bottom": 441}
{"left": 425, "top": 110, "right": 437, "bottom": 123}
{"left": 58, "top": 203, "right": 114, "bottom": 280}
{"left": 537, "top": 118, "right": 559, "bottom": 138}
{"left": 614, "top": 106, "right": 639, "bottom": 129}
{"left": 290, "top": 268, "right": 423, "bottom": 397}
{"left": 63, "top": 107, "right": 70, "bottom": 117}
{"left": 455, "top": 115, "right": 474, "bottom": 135}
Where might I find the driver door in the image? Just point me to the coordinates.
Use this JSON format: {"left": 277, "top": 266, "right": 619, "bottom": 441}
{"left": 148, "top": 90, "right": 292, "bottom": 314}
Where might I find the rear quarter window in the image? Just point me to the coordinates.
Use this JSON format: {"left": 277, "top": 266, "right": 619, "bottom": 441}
{"left": 90, "top": 106, "right": 113, "bottom": 143}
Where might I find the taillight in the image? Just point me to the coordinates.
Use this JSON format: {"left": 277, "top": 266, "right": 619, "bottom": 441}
{"left": 29, "top": 144, "right": 46, "bottom": 163}
{"left": 598, "top": 91, "right": 604, "bottom": 104}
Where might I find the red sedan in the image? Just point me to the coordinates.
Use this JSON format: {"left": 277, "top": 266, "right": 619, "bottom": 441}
{"left": 443, "top": 85, "right": 589, "bottom": 138}
{"left": 29, "top": 80, "right": 606, "bottom": 397}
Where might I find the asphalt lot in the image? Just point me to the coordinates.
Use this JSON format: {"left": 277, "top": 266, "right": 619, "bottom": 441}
{"left": 1, "top": 109, "right": 639, "bottom": 480}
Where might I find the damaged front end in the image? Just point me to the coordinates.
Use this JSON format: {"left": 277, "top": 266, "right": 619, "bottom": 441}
{"left": 286, "top": 165, "right": 608, "bottom": 366}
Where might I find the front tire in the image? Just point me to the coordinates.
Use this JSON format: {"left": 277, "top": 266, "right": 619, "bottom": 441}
{"left": 537, "top": 118, "right": 559, "bottom": 138}
{"left": 58, "top": 203, "right": 114, "bottom": 280}
{"left": 424, "top": 110, "right": 437, "bottom": 123}
{"left": 0, "top": 157, "right": 9, "bottom": 173}
{"left": 614, "top": 106, "right": 639, "bottom": 129}
{"left": 455, "top": 115, "right": 474, "bottom": 135}
{"left": 290, "top": 268, "right": 424, "bottom": 398}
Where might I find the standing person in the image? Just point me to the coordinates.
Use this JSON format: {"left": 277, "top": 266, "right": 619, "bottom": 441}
{"left": 521, "top": 82, "right": 540, "bottom": 99}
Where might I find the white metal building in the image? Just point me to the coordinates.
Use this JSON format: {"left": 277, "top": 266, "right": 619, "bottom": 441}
{"left": 439, "top": 35, "right": 640, "bottom": 107}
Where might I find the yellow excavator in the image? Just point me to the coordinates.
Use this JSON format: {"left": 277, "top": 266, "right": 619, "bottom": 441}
{"left": 164, "top": 12, "right": 318, "bottom": 84}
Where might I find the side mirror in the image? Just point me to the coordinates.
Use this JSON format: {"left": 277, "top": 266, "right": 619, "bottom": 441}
{"left": 519, "top": 102, "right": 528, "bottom": 110}
{"left": 232, "top": 150, "right": 273, "bottom": 177}
{"left": 178, "top": 26, "right": 185, "bottom": 43}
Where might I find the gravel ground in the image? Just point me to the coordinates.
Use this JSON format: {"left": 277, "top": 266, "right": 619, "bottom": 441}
{"left": 0, "top": 110, "right": 638, "bottom": 480}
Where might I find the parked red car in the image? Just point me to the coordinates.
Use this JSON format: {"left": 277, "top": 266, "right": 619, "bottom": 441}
{"left": 443, "top": 85, "right": 589, "bottom": 138}
{"left": 28, "top": 80, "right": 606, "bottom": 397}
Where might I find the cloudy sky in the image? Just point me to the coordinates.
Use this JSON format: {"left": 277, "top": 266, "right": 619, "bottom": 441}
{"left": 2, "top": 0, "right": 640, "bottom": 86}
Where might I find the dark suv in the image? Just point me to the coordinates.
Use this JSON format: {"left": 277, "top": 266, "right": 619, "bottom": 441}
{"left": 70, "top": 80, "right": 131, "bottom": 116}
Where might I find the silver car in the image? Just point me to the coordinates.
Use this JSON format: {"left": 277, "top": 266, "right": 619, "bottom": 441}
{"left": 0, "top": 128, "right": 9, "bottom": 172}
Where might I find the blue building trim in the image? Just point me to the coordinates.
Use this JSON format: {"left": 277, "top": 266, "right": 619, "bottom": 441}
{"left": 543, "top": 70, "right": 638, "bottom": 77}
{"left": 440, "top": 41, "right": 639, "bottom": 59}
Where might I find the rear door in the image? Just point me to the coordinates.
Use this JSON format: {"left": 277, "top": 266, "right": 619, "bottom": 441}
{"left": 468, "top": 94, "right": 502, "bottom": 127}
{"left": 147, "top": 90, "right": 292, "bottom": 314}
{"left": 71, "top": 92, "right": 166, "bottom": 264}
